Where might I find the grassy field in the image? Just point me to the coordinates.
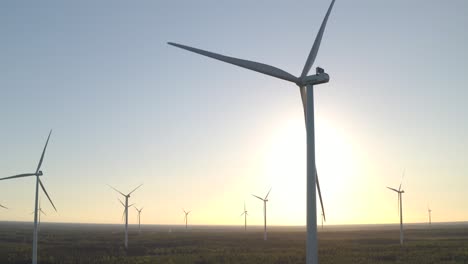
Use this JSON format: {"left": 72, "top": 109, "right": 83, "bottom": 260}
{"left": 0, "top": 222, "right": 467, "bottom": 263}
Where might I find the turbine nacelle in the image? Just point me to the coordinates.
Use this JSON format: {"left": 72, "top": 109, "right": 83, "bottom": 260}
{"left": 37, "top": 171, "right": 43, "bottom": 176}
{"left": 298, "top": 67, "right": 330, "bottom": 86}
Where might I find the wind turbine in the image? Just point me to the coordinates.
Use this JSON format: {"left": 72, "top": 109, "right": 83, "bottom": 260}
{"left": 135, "top": 206, "right": 144, "bottom": 233}
{"left": 30, "top": 199, "right": 47, "bottom": 232}
{"left": 168, "top": 0, "right": 335, "bottom": 262}
{"left": 428, "top": 207, "right": 432, "bottom": 225}
{"left": 387, "top": 176, "right": 405, "bottom": 245}
{"left": 0, "top": 130, "right": 57, "bottom": 264}
{"left": 240, "top": 202, "right": 248, "bottom": 231}
{"left": 252, "top": 188, "right": 271, "bottom": 241}
{"left": 109, "top": 184, "right": 143, "bottom": 249}
{"left": 183, "top": 209, "right": 191, "bottom": 230}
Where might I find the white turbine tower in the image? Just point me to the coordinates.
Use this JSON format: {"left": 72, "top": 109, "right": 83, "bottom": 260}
{"left": 168, "top": 1, "right": 335, "bottom": 262}
{"left": 240, "top": 202, "right": 248, "bottom": 231}
{"left": 109, "top": 184, "right": 143, "bottom": 249}
{"left": 428, "top": 207, "right": 432, "bottom": 225}
{"left": 387, "top": 177, "right": 405, "bottom": 245}
{"left": 135, "top": 206, "right": 144, "bottom": 233}
{"left": 252, "top": 188, "right": 271, "bottom": 241}
{"left": 183, "top": 209, "right": 191, "bottom": 230}
{"left": 0, "top": 130, "right": 57, "bottom": 264}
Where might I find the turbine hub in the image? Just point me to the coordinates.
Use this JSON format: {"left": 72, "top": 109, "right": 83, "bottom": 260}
{"left": 37, "top": 171, "right": 43, "bottom": 176}
{"left": 299, "top": 67, "right": 330, "bottom": 86}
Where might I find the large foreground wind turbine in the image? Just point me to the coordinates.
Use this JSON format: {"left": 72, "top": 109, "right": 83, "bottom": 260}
{"left": 168, "top": 0, "right": 335, "bottom": 262}
{"left": 0, "top": 130, "right": 57, "bottom": 264}
{"left": 240, "top": 202, "right": 248, "bottom": 231}
{"left": 387, "top": 178, "right": 405, "bottom": 245}
{"left": 135, "top": 206, "right": 144, "bottom": 233}
{"left": 252, "top": 188, "right": 271, "bottom": 241}
{"left": 109, "top": 184, "right": 143, "bottom": 249}
{"left": 183, "top": 209, "right": 191, "bottom": 230}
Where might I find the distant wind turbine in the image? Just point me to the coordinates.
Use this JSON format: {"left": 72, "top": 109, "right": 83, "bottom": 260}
{"left": 240, "top": 202, "right": 248, "bottom": 231}
{"left": 387, "top": 173, "right": 405, "bottom": 245}
{"left": 30, "top": 199, "right": 47, "bottom": 232}
{"left": 183, "top": 209, "right": 191, "bottom": 230}
{"left": 135, "top": 206, "right": 144, "bottom": 233}
{"left": 252, "top": 188, "right": 271, "bottom": 241}
{"left": 109, "top": 184, "right": 143, "bottom": 249}
{"left": 428, "top": 207, "right": 432, "bottom": 225}
{"left": 0, "top": 130, "right": 57, "bottom": 264}
{"left": 168, "top": 0, "right": 336, "bottom": 262}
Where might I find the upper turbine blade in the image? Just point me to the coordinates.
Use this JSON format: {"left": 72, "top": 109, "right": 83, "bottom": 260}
{"left": 387, "top": 187, "right": 399, "bottom": 193}
{"left": 252, "top": 194, "right": 264, "bottom": 201}
{"left": 168, "top": 42, "right": 299, "bottom": 83}
{"left": 38, "top": 179, "right": 57, "bottom": 212}
{"left": 316, "top": 170, "right": 326, "bottom": 222}
{"left": 264, "top": 187, "right": 272, "bottom": 200}
{"left": 128, "top": 183, "right": 143, "bottom": 196}
{"left": 108, "top": 185, "right": 126, "bottom": 197}
{"left": 0, "top": 173, "right": 36, "bottom": 181}
{"left": 300, "top": 0, "right": 336, "bottom": 78}
{"left": 36, "top": 130, "right": 52, "bottom": 174}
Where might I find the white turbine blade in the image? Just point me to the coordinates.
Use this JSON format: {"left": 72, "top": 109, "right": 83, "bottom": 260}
{"left": 108, "top": 185, "right": 126, "bottom": 197}
{"left": 187, "top": 211, "right": 191, "bottom": 215}
{"left": 387, "top": 187, "right": 399, "bottom": 193}
{"left": 128, "top": 203, "right": 135, "bottom": 207}
{"left": 0, "top": 204, "right": 8, "bottom": 209}
{"left": 240, "top": 212, "right": 245, "bottom": 217}
{"left": 264, "top": 187, "right": 272, "bottom": 200}
{"left": 38, "top": 179, "right": 57, "bottom": 212}
{"left": 40, "top": 209, "right": 47, "bottom": 216}
{"left": 252, "top": 194, "right": 264, "bottom": 201}
{"left": 0, "top": 173, "right": 36, "bottom": 181}
{"left": 36, "top": 130, "right": 52, "bottom": 174}
{"left": 399, "top": 169, "right": 405, "bottom": 191}
{"left": 121, "top": 209, "right": 126, "bottom": 221}
{"left": 128, "top": 183, "right": 143, "bottom": 196}
{"left": 118, "top": 199, "right": 125, "bottom": 207}
{"left": 300, "top": 0, "right": 336, "bottom": 78}
{"left": 316, "top": 170, "right": 326, "bottom": 222}
{"left": 168, "top": 42, "right": 299, "bottom": 83}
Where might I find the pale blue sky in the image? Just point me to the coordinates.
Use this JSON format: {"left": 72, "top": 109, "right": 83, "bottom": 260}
{"left": 1, "top": 0, "right": 467, "bottom": 225}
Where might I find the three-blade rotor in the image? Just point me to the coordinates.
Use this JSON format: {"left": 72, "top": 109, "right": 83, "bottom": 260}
{"left": 0, "top": 130, "right": 57, "bottom": 212}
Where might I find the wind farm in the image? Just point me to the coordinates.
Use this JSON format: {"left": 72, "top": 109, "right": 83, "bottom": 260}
{"left": 1, "top": 0, "right": 468, "bottom": 263}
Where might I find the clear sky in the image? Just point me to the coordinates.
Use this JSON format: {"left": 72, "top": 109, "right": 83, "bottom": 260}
{"left": 1, "top": 0, "right": 467, "bottom": 226}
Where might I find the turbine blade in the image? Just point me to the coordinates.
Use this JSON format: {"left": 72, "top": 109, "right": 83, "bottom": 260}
{"left": 128, "top": 203, "right": 135, "bottom": 207}
{"left": 168, "top": 42, "right": 299, "bottom": 83}
{"left": 36, "top": 130, "right": 52, "bottom": 174}
{"left": 0, "top": 173, "right": 36, "bottom": 181}
{"left": 300, "top": 0, "right": 336, "bottom": 78}
{"left": 0, "top": 204, "right": 8, "bottom": 209}
{"left": 240, "top": 212, "right": 245, "bottom": 216}
{"left": 40, "top": 209, "right": 47, "bottom": 216}
{"left": 387, "top": 187, "right": 399, "bottom": 193}
{"left": 316, "top": 170, "right": 326, "bottom": 222}
{"left": 108, "top": 185, "right": 126, "bottom": 197}
{"left": 252, "top": 194, "right": 264, "bottom": 201}
{"left": 128, "top": 183, "right": 143, "bottom": 196}
{"left": 264, "top": 187, "right": 272, "bottom": 200}
{"left": 38, "top": 179, "right": 57, "bottom": 212}
{"left": 399, "top": 169, "right": 405, "bottom": 191}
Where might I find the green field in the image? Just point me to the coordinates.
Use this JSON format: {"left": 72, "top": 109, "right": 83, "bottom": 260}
{"left": 1, "top": 222, "right": 467, "bottom": 264}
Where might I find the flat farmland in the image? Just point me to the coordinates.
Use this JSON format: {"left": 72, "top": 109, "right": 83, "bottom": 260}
{"left": 1, "top": 222, "right": 467, "bottom": 264}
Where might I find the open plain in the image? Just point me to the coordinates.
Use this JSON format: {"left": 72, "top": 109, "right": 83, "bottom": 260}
{"left": 1, "top": 222, "right": 467, "bottom": 264}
